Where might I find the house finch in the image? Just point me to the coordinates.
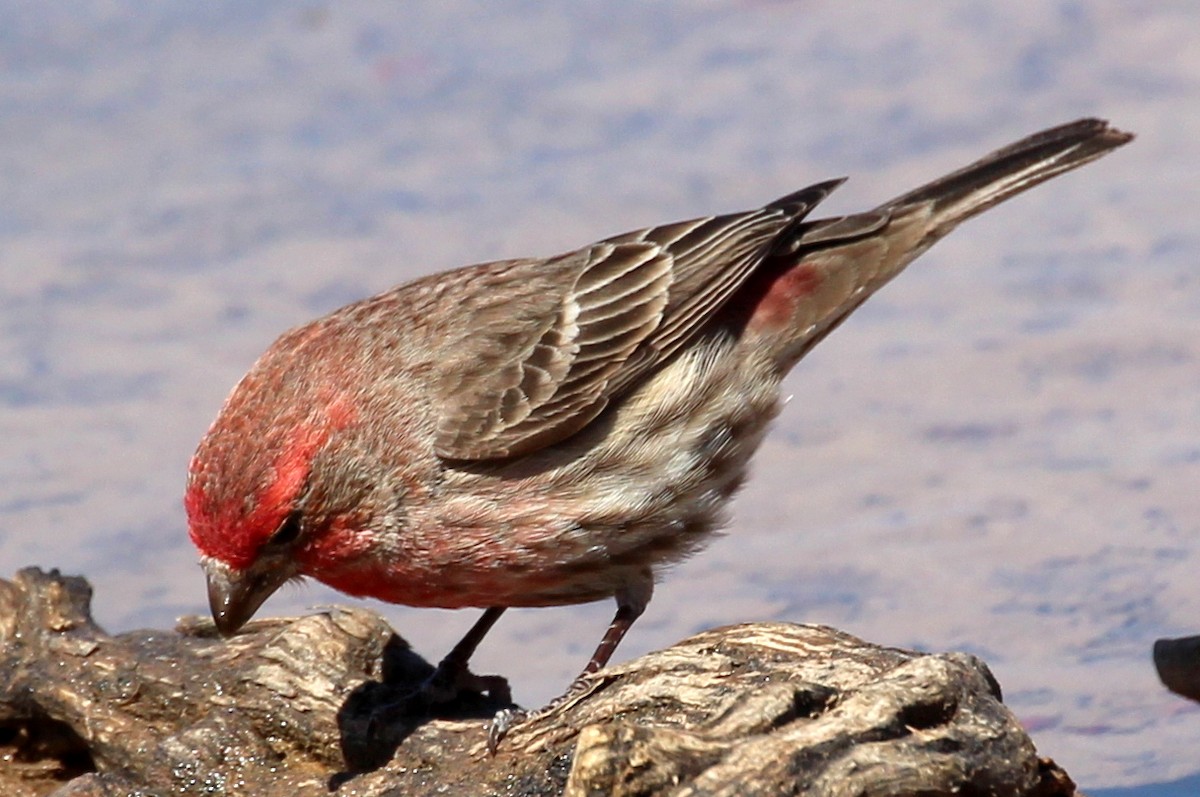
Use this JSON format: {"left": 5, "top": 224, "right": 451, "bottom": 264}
{"left": 187, "top": 119, "right": 1131, "bottom": 737}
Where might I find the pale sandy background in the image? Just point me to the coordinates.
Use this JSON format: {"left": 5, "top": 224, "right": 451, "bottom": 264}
{"left": 2, "top": 2, "right": 1198, "bottom": 791}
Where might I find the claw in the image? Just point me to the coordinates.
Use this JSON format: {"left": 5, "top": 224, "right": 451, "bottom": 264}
{"left": 487, "top": 707, "right": 527, "bottom": 754}
{"left": 484, "top": 672, "right": 607, "bottom": 753}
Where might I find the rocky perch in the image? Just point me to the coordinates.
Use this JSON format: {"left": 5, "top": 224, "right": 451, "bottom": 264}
{"left": 0, "top": 567, "right": 1080, "bottom": 796}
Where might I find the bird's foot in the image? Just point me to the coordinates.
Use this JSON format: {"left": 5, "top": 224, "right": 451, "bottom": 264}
{"left": 487, "top": 707, "right": 527, "bottom": 754}
{"left": 420, "top": 656, "right": 513, "bottom": 708}
{"left": 366, "top": 658, "right": 512, "bottom": 739}
{"left": 486, "top": 672, "right": 603, "bottom": 754}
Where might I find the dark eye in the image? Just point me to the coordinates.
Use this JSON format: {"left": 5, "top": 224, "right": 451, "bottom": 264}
{"left": 266, "top": 510, "right": 303, "bottom": 549}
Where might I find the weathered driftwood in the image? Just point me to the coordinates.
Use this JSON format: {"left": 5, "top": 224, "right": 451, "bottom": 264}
{"left": 0, "top": 567, "right": 1078, "bottom": 796}
{"left": 1154, "top": 634, "right": 1200, "bottom": 704}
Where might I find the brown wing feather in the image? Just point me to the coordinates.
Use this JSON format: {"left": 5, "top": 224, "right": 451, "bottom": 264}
{"left": 433, "top": 180, "right": 843, "bottom": 460}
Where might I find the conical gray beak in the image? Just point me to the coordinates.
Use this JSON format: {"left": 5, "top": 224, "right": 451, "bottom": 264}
{"left": 203, "top": 558, "right": 286, "bottom": 636}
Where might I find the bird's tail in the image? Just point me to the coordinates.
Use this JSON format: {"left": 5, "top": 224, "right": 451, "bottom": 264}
{"left": 748, "top": 118, "right": 1133, "bottom": 370}
{"left": 881, "top": 117, "right": 1134, "bottom": 239}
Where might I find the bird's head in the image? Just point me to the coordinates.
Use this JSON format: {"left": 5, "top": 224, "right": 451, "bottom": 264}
{"left": 185, "top": 333, "right": 363, "bottom": 636}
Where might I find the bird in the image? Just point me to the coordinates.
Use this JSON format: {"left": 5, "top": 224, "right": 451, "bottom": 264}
{"left": 186, "top": 118, "right": 1131, "bottom": 742}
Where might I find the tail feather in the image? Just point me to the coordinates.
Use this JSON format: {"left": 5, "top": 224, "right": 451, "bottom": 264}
{"left": 883, "top": 118, "right": 1134, "bottom": 235}
{"left": 747, "top": 118, "right": 1133, "bottom": 370}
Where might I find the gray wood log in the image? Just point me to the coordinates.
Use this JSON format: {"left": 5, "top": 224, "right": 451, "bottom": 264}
{"left": 0, "top": 567, "right": 1079, "bottom": 796}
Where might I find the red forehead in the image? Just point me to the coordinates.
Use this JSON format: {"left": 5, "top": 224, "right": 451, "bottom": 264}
{"left": 186, "top": 395, "right": 358, "bottom": 569}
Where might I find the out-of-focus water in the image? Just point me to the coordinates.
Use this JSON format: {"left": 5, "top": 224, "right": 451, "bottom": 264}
{"left": 2, "top": 2, "right": 1197, "bottom": 790}
{"left": 1094, "top": 773, "right": 1200, "bottom": 797}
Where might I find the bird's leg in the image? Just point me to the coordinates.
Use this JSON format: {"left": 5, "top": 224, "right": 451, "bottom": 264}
{"left": 580, "top": 600, "right": 643, "bottom": 674}
{"left": 423, "top": 606, "right": 511, "bottom": 704}
{"left": 366, "top": 607, "right": 511, "bottom": 739}
{"left": 488, "top": 574, "right": 652, "bottom": 752}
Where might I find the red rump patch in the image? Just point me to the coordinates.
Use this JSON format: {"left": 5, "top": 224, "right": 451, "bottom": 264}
{"left": 749, "top": 262, "right": 824, "bottom": 329}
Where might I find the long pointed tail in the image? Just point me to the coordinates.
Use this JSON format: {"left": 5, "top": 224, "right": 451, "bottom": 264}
{"left": 747, "top": 118, "right": 1133, "bottom": 370}
{"left": 883, "top": 118, "right": 1134, "bottom": 237}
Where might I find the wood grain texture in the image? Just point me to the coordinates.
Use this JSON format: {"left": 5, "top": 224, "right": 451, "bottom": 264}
{"left": 0, "top": 567, "right": 1081, "bottom": 796}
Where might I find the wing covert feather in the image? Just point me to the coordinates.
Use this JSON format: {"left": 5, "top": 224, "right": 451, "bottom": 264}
{"left": 433, "top": 181, "right": 842, "bottom": 459}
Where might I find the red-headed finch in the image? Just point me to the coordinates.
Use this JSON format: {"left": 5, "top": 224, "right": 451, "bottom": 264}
{"left": 186, "top": 119, "right": 1131, "bottom": 742}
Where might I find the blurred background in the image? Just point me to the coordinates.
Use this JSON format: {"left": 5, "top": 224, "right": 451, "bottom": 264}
{"left": 1, "top": 2, "right": 1197, "bottom": 792}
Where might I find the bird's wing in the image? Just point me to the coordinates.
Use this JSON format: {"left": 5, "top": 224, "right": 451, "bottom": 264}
{"left": 432, "top": 180, "right": 844, "bottom": 460}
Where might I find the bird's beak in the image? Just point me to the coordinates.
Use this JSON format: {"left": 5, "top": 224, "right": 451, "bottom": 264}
{"left": 203, "top": 558, "right": 288, "bottom": 636}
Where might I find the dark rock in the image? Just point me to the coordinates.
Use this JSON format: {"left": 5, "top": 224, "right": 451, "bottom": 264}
{"left": 1154, "top": 634, "right": 1200, "bottom": 703}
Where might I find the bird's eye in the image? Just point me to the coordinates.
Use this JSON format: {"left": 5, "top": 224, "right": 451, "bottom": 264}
{"left": 266, "top": 510, "right": 303, "bottom": 549}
